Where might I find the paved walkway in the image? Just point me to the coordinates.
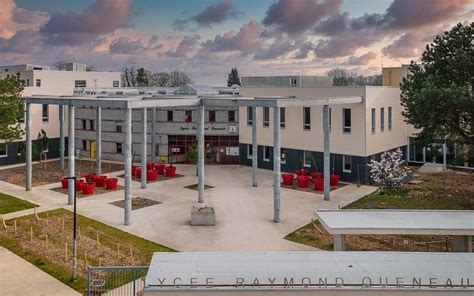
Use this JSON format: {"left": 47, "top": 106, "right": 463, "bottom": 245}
{"left": 1, "top": 164, "right": 376, "bottom": 252}
{"left": 0, "top": 247, "right": 80, "bottom": 296}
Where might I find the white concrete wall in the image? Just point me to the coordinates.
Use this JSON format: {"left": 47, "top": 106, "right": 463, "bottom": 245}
{"left": 31, "top": 70, "right": 120, "bottom": 88}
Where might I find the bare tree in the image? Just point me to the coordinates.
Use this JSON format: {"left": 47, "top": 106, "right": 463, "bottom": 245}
{"left": 86, "top": 65, "right": 98, "bottom": 72}
{"left": 121, "top": 66, "right": 137, "bottom": 87}
{"left": 167, "top": 71, "right": 193, "bottom": 87}
{"left": 327, "top": 68, "right": 381, "bottom": 86}
{"left": 54, "top": 61, "right": 68, "bottom": 71}
{"left": 149, "top": 72, "right": 170, "bottom": 87}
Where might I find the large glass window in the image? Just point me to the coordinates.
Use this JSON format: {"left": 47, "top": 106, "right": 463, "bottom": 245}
{"left": 263, "top": 146, "right": 271, "bottom": 162}
{"left": 371, "top": 108, "right": 376, "bottom": 134}
{"left": 263, "top": 107, "right": 269, "bottom": 127}
{"left": 228, "top": 111, "right": 235, "bottom": 122}
{"left": 388, "top": 107, "right": 392, "bottom": 130}
{"left": 303, "top": 107, "right": 311, "bottom": 131}
{"left": 247, "top": 107, "right": 253, "bottom": 126}
{"left": 381, "top": 107, "right": 385, "bottom": 132}
{"left": 280, "top": 108, "right": 286, "bottom": 128}
{"left": 343, "top": 108, "right": 351, "bottom": 133}
{"left": 343, "top": 155, "right": 352, "bottom": 172}
{"left": 42, "top": 104, "right": 48, "bottom": 122}
{"left": 0, "top": 144, "right": 7, "bottom": 157}
{"left": 304, "top": 150, "right": 311, "bottom": 167}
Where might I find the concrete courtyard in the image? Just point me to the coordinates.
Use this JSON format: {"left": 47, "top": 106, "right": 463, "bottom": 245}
{"left": 2, "top": 163, "right": 376, "bottom": 252}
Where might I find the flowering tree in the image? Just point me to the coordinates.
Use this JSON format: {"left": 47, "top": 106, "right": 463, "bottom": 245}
{"left": 368, "top": 148, "right": 410, "bottom": 191}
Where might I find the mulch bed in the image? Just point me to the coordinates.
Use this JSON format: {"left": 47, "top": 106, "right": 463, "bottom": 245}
{"left": 286, "top": 220, "right": 453, "bottom": 252}
{"left": 51, "top": 185, "right": 124, "bottom": 198}
{"left": 183, "top": 184, "right": 214, "bottom": 191}
{"left": 0, "top": 160, "right": 123, "bottom": 187}
{"left": 281, "top": 180, "right": 347, "bottom": 194}
{"left": 117, "top": 174, "right": 184, "bottom": 183}
{"left": 109, "top": 197, "right": 161, "bottom": 210}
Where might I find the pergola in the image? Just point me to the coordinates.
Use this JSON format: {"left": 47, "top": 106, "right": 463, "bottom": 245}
{"left": 24, "top": 95, "right": 362, "bottom": 225}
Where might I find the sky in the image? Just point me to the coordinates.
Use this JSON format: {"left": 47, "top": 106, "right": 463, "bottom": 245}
{"left": 1, "top": 0, "right": 472, "bottom": 85}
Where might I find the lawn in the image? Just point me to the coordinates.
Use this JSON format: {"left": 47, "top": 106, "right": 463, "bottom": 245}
{"left": 285, "top": 169, "right": 474, "bottom": 252}
{"left": 0, "top": 192, "right": 37, "bottom": 214}
{"left": 0, "top": 208, "right": 175, "bottom": 293}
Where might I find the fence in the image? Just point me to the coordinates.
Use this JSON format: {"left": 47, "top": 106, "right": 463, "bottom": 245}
{"left": 87, "top": 266, "right": 149, "bottom": 296}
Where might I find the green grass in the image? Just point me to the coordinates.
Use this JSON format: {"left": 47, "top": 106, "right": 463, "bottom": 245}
{"left": 0, "top": 208, "right": 175, "bottom": 293}
{"left": 0, "top": 192, "right": 37, "bottom": 214}
{"left": 343, "top": 187, "right": 413, "bottom": 209}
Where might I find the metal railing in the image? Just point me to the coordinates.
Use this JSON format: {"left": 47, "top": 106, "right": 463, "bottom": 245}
{"left": 87, "top": 266, "right": 149, "bottom": 296}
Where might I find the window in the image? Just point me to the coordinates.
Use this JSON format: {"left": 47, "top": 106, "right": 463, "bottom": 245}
{"left": 82, "top": 140, "right": 87, "bottom": 150}
{"left": 116, "top": 143, "right": 122, "bottom": 154}
{"left": 35, "top": 79, "right": 41, "bottom": 87}
{"left": 247, "top": 144, "right": 253, "bottom": 159}
{"left": 0, "top": 144, "right": 7, "bottom": 157}
{"left": 167, "top": 110, "right": 173, "bottom": 122}
{"left": 281, "top": 148, "right": 286, "bottom": 164}
{"left": 89, "top": 120, "right": 95, "bottom": 131}
{"left": 209, "top": 110, "right": 216, "bottom": 123}
{"left": 371, "top": 108, "right": 376, "bottom": 134}
{"left": 329, "top": 107, "right": 332, "bottom": 132}
{"left": 343, "top": 155, "right": 352, "bottom": 173}
{"left": 185, "top": 111, "right": 192, "bottom": 123}
{"left": 263, "top": 146, "right": 271, "bottom": 162}
{"left": 82, "top": 120, "right": 87, "bottom": 130}
{"left": 26, "top": 79, "right": 30, "bottom": 87}
{"left": 42, "top": 104, "right": 48, "bottom": 122}
{"left": 228, "top": 110, "right": 235, "bottom": 122}
{"left": 74, "top": 80, "right": 87, "bottom": 87}
{"left": 116, "top": 121, "right": 122, "bottom": 132}
{"left": 343, "top": 108, "right": 351, "bottom": 133}
{"left": 290, "top": 77, "right": 298, "bottom": 87}
{"left": 303, "top": 107, "right": 311, "bottom": 131}
{"left": 280, "top": 108, "right": 285, "bottom": 128}
{"left": 113, "top": 80, "right": 119, "bottom": 87}
{"left": 304, "top": 150, "right": 311, "bottom": 167}
{"left": 388, "top": 107, "right": 392, "bottom": 130}
{"left": 263, "top": 107, "right": 269, "bottom": 127}
{"left": 247, "top": 107, "right": 253, "bottom": 126}
{"left": 380, "top": 107, "right": 385, "bottom": 132}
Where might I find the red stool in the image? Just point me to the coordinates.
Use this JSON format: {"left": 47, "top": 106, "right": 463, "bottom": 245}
{"left": 165, "top": 166, "right": 176, "bottom": 177}
{"left": 282, "top": 173, "right": 294, "bottom": 186}
{"left": 76, "top": 180, "right": 85, "bottom": 191}
{"left": 135, "top": 167, "right": 142, "bottom": 178}
{"left": 295, "top": 169, "right": 310, "bottom": 176}
{"left": 83, "top": 173, "right": 96, "bottom": 183}
{"left": 146, "top": 162, "right": 154, "bottom": 170}
{"left": 154, "top": 164, "right": 166, "bottom": 175}
{"left": 82, "top": 183, "right": 95, "bottom": 195}
{"left": 94, "top": 176, "right": 107, "bottom": 187}
{"left": 60, "top": 177, "right": 68, "bottom": 189}
{"left": 105, "top": 178, "right": 118, "bottom": 190}
{"left": 131, "top": 166, "right": 139, "bottom": 176}
{"left": 147, "top": 170, "right": 158, "bottom": 181}
{"left": 311, "top": 172, "right": 324, "bottom": 180}
{"left": 330, "top": 175, "right": 340, "bottom": 186}
{"left": 313, "top": 179, "right": 324, "bottom": 191}
{"left": 297, "top": 175, "right": 310, "bottom": 188}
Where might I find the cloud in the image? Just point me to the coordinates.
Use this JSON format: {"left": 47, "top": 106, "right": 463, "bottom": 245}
{"left": 0, "top": 0, "right": 47, "bottom": 38}
{"left": 109, "top": 37, "right": 144, "bottom": 54}
{"left": 200, "top": 20, "right": 263, "bottom": 55}
{"left": 0, "top": 29, "right": 40, "bottom": 53}
{"left": 312, "top": 12, "right": 350, "bottom": 36}
{"left": 344, "top": 51, "right": 378, "bottom": 65}
{"left": 262, "top": 0, "right": 342, "bottom": 35}
{"left": 254, "top": 38, "right": 301, "bottom": 60}
{"left": 293, "top": 42, "right": 315, "bottom": 59}
{"left": 166, "top": 34, "right": 201, "bottom": 58}
{"left": 382, "top": 33, "right": 427, "bottom": 59}
{"left": 174, "top": 0, "right": 242, "bottom": 30}
{"left": 40, "top": 0, "right": 133, "bottom": 46}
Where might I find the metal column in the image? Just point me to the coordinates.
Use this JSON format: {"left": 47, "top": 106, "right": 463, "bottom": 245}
{"left": 151, "top": 108, "right": 156, "bottom": 163}
{"left": 25, "top": 103, "right": 32, "bottom": 191}
{"left": 273, "top": 107, "right": 281, "bottom": 223}
{"left": 59, "top": 104, "right": 65, "bottom": 170}
{"left": 124, "top": 108, "right": 132, "bottom": 225}
{"left": 141, "top": 108, "right": 147, "bottom": 189}
{"left": 323, "top": 105, "right": 330, "bottom": 201}
{"left": 67, "top": 105, "right": 75, "bottom": 205}
{"left": 197, "top": 104, "right": 205, "bottom": 203}
{"left": 252, "top": 106, "right": 258, "bottom": 187}
{"left": 95, "top": 107, "right": 102, "bottom": 175}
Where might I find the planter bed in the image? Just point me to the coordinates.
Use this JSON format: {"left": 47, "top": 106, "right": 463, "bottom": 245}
{"left": 109, "top": 197, "right": 161, "bottom": 210}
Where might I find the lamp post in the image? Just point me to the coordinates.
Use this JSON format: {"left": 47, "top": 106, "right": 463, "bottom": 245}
{"left": 64, "top": 176, "right": 77, "bottom": 281}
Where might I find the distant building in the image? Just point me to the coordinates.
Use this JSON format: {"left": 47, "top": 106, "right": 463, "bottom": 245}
{"left": 382, "top": 64, "right": 409, "bottom": 86}
{"left": 241, "top": 75, "right": 332, "bottom": 88}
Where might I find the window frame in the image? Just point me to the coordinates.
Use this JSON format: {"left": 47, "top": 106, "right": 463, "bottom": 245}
{"left": 42, "top": 104, "right": 49, "bottom": 122}
{"left": 303, "top": 107, "right": 311, "bottom": 131}
{"left": 89, "top": 120, "right": 95, "bottom": 131}
{"left": 343, "top": 108, "right": 351, "bottom": 134}
{"left": 208, "top": 110, "right": 216, "bottom": 123}
{"left": 343, "top": 155, "right": 352, "bottom": 173}
{"left": 35, "top": 79, "right": 41, "bottom": 87}
{"left": 263, "top": 107, "right": 270, "bottom": 127}
{"left": 116, "top": 121, "right": 123, "bottom": 133}
{"left": 263, "top": 146, "right": 271, "bottom": 162}
{"left": 247, "top": 144, "right": 253, "bottom": 159}
{"left": 0, "top": 143, "right": 7, "bottom": 158}
{"left": 74, "top": 80, "right": 87, "bottom": 87}
{"left": 228, "top": 110, "right": 235, "bottom": 122}
{"left": 303, "top": 150, "right": 311, "bottom": 167}
{"left": 380, "top": 107, "right": 385, "bottom": 132}
{"left": 371, "top": 108, "right": 376, "bottom": 134}
{"left": 185, "top": 110, "right": 192, "bottom": 123}
{"left": 280, "top": 107, "right": 286, "bottom": 128}
{"left": 247, "top": 107, "right": 253, "bottom": 126}
{"left": 116, "top": 143, "right": 123, "bottom": 154}
{"left": 113, "top": 80, "right": 119, "bottom": 87}
{"left": 281, "top": 148, "right": 286, "bottom": 164}
{"left": 82, "top": 119, "right": 87, "bottom": 130}
{"left": 388, "top": 106, "right": 392, "bottom": 131}
{"left": 167, "top": 110, "right": 173, "bottom": 122}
